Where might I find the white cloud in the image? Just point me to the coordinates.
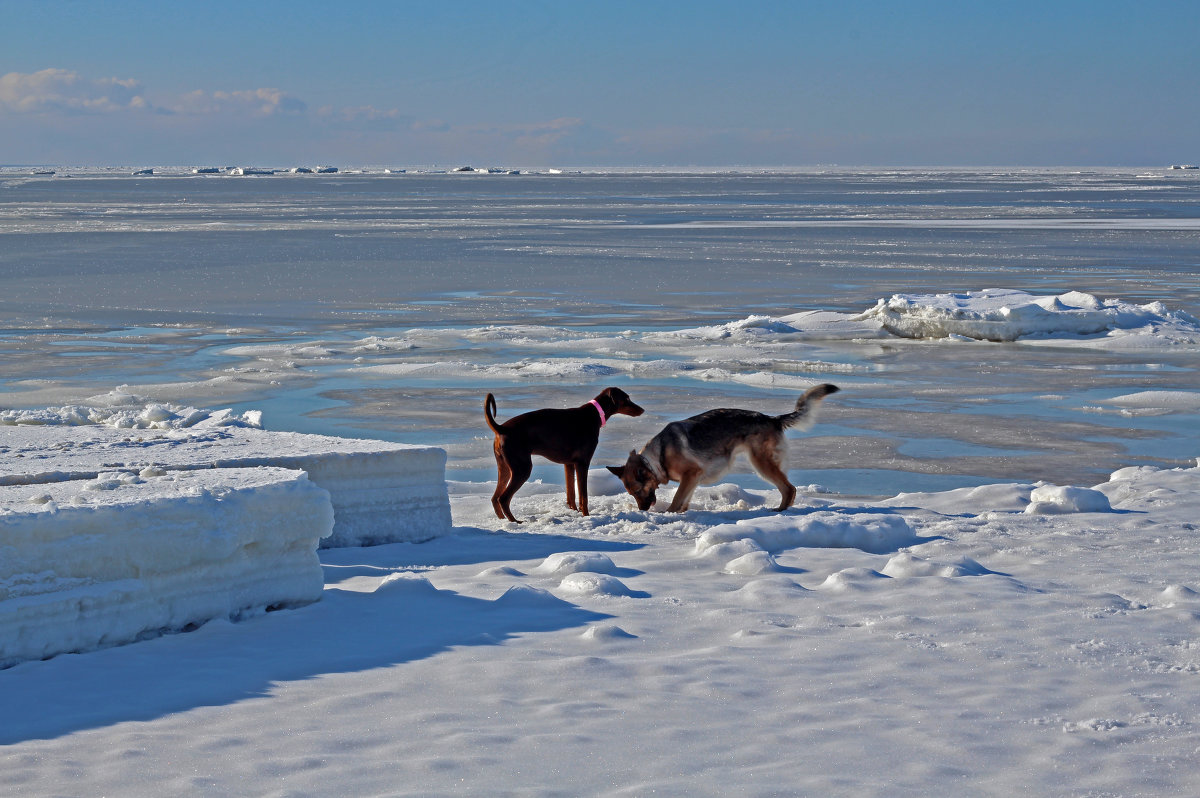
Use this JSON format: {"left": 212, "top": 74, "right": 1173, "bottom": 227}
{"left": 171, "top": 88, "right": 307, "bottom": 117}
{"left": 317, "top": 105, "right": 400, "bottom": 122}
{"left": 414, "top": 117, "right": 589, "bottom": 148}
{"left": 0, "top": 70, "right": 609, "bottom": 165}
{"left": 510, "top": 117, "right": 584, "bottom": 148}
{"left": 314, "top": 104, "right": 411, "bottom": 131}
{"left": 411, "top": 118, "right": 451, "bottom": 133}
{"left": 0, "top": 68, "right": 149, "bottom": 114}
{"left": 0, "top": 69, "right": 308, "bottom": 120}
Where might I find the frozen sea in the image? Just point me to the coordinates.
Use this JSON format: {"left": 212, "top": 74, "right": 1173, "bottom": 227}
{"left": 3, "top": 167, "right": 1200, "bottom": 797}
{"left": 2, "top": 166, "right": 1199, "bottom": 493}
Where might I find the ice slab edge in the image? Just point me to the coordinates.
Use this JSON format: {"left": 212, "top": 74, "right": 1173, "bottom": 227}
{"left": 0, "top": 426, "right": 453, "bottom": 547}
{"left": 0, "top": 467, "right": 333, "bottom": 668}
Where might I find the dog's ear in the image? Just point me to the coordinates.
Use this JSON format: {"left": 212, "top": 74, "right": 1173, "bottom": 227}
{"left": 606, "top": 465, "right": 624, "bottom": 477}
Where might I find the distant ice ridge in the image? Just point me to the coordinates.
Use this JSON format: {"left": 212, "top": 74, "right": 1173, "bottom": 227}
{"left": 0, "top": 387, "right": 262, "bottom": 429}
{"left": 0, "top": 466, "right": 332, "bottom": 668}
{"left": 593, "top": 289, "right": 1199, "bottom": 350}
{"left": 852, "top": 289, "right": 1200, "bottom": 346}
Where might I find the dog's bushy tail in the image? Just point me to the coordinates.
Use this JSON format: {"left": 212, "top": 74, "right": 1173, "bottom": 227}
{"left": 778, "top": 384, "right": 840, "bottom": 431}
{"left": 484, "top": 393, "right": 503, "bottom": 434}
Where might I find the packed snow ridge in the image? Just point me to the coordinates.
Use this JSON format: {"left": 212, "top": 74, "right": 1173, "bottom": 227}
{"left": 1, "top": 392, "right": 452, "bottom": 548}
{"left": 0, "top": 403, "right": 453, "bottom": 667}
{"left": 1, "top": 467, "right": 332, "bottom": 668}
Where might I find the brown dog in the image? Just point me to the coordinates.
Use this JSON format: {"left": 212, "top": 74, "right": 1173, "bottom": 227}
{"left": 608, "top": 384, "right": 839, "bottom": 513}
{"left": 485, "top": 387, "right": 644, "bottom": 522}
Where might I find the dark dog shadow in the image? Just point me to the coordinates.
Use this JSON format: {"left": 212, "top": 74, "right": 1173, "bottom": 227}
{"left": 0, "top": 527, "right": 618, "bottom": 745}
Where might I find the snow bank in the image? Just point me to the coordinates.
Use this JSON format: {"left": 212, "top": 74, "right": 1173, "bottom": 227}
{"left": 647, "top": 315, "right": 806, "bottom": 342}
{"left": 879, "top": 482, "right": 1034, "bottom": 514}
{"left": 556, "top": 573, "right": 641, "bottom": 598}
{"left": 532, "top": 552, "right": 622, "bottom": 577}
{"left": 0, "top": 424, "right": 451, "bottom": 547}
{"left": 695, "top": 511, "right": 921, "bottom": 558}
{"left": 881, "top": 552, "right": 992, "bottom": 578}
{"left": 1024, "top": 484, "right": 1113, "bottom": 515}
{"left": 0, "top": 467, "right": 331, "bottom": 668}
{"left": 1098, "top": 391, "right": 1200, "bottom": 414}
{"left": 853, "top": 289, "right": 1200, "bottom": 345}
{"left": 638, "top": 289, "right": 1199, "bottom": 350}
{"left": 1095, "top": 459, "right": 1200, "bottom": 508}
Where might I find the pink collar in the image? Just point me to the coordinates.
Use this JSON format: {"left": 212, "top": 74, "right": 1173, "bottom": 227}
{"left": 588, "top": 399, "right": 607, "bottom": 427}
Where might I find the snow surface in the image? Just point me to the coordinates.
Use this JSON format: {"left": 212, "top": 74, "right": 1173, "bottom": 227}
{"left": 4, "top": 461, "right": 1200, "bottom": 795}
{"left": 1, "top": 466, "right": 331, "bottom": 668}
{"left": 0, "top": 421, "right": 452, "bottom": 548}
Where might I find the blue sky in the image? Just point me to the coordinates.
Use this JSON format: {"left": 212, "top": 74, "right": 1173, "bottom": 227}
{"left": 2, "top": 0, "right": 1198, "bottom": 166}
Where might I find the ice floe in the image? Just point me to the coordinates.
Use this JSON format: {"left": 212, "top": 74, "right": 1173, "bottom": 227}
{"left": 0, "top": 423, "right": 451, "bottom": 548}
{"left": 1, "top": 466, "right": 331, "bottom": 668}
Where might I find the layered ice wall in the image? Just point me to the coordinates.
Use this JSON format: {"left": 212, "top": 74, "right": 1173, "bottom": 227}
{"left": 0, "top": 419, "right": 450, "bottom": 665}
{"left": 0, "top": 425, "right": 452, "bottom": 547}
{"left": 0, "top": 467, "right": 332, "bottom": 668}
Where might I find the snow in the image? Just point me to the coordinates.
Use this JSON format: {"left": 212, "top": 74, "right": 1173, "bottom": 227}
{"left": 695, "top": 511, "right": 923, "bottom": 556}
{"left": 0, "top": 422, "right": 452, "bottom": 548}
{"left": 853, "top": 288, "right": 1200, "bottom": 345}
{"left": 1099, "top": 390, "right": 1200, "bottom": 413}
{"left": 0, "top": 288, "right": 1197, "bottom": 792}
{"left": 0, "top": 394, "right": 263, "bottom": 430}
{"left": 1, "top": 466, "right": 331, "bottom": 668}
{"left": 1024, "top": 484, "right": 1113, "bottom": 515}
{"left": 5, "top": 459, "right": 1200, "bottom": 794}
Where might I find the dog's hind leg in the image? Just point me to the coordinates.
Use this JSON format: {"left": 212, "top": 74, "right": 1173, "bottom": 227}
{"left": 749, "top": 445, "right": 796, "bottom": 511}
{"left": 491, "top": 441, "right": 514, "bottom": 520}
{"left": 496, "top": 447, "right": 533, "bottom": 523}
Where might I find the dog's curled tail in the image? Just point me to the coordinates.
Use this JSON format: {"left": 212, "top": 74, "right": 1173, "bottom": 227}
{"left": 778, "top": 383, "right": 840, "bottom": 430}
{"left": 484, "top": 393, "right": 503, "bottom": 434}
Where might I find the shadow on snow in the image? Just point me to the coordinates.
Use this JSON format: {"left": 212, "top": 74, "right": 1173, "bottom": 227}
{"left": 0, "top": 526, "right": 618, "bottom": 745}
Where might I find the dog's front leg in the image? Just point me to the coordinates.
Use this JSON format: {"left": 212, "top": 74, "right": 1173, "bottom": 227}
{"left": 564, "top": 464, "right": 578, "bottom": 511}
{"left": 667, "top": 470, "right": 702, "bottom": 513}
{"left": 575, "top": 462, "right": 590, "bottom": 516}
